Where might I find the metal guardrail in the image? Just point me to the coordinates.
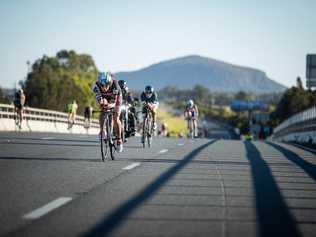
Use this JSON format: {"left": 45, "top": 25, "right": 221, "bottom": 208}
{"left": 273, "top": 106, "right": 316, "bottom": 139}
{"left": 0, "top": 103, "right": 99, "bottom": 128}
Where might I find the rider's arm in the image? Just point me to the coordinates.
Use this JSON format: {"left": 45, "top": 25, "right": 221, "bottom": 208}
{"left": 112, "top": 80, "right": 122, "bottom": 107}
{"left": 195, "top": 105, "right": 199, "bottom": 117}
{"left": 147, "top": 93, "right": 159, "bottom": 108}
{"left": 93, "top": 83, "right": 103, "bottom": 104}
{"left": 140, "top": 92, "right": 146, "bottom": 102}
{"left": 151, "top": 92, "right": 159, "bottom": 104}
{"left": 20, "top": 93, "right": 26, "bottom": 106}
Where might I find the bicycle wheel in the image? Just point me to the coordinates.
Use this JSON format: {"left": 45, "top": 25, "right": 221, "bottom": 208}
{"left": 189, "top": 119, "right": 194, "bottom": 139}
{"left": 147, "top": 115, "right": 153, "bottom": 147}
{"left": 108, "top": 114, "right": 116, "bottom": 160}
{"left": 142, "top": 116, "right": 148, "bottom": 148}
{"left": 100, "top": 118, "right": 108, "bottom": 162}
{"left": 120, "top": 116, "right": 126, "bottom": 143}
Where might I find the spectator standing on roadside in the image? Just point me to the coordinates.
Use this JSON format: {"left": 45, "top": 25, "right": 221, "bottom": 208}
{"left": 84, "top": 105, "right": 93, "bottom": 128}
{"left": 67, "top": 100, "right": 78, "bottom": 125}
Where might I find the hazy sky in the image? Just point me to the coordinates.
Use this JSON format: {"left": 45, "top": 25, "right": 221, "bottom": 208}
{"left": 1, "top": 0, "right": 315, "bottom": 88}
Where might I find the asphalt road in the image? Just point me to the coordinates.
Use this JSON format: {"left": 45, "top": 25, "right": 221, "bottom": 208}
{"left": 0, "top": 132, "right": 315, "bottom": 237}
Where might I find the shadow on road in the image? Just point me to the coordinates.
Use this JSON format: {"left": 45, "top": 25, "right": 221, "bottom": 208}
{"left": 0, "top": 141, "right": 99, "bottom": 147}
{"left": 0, "top": 156, "right": 100, "bottom": 162}
{"left": 267, "top": 142, "right": 316, "bottom": 181}
{"left": 82, "top": 140, "right": 216, "bottom": 237}
{"left": 244, "top": 141, "right": 302, "bottom": 237}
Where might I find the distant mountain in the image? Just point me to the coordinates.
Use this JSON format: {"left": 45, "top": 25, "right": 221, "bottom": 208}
{"left": 115, "top": 55, "right": 286, "bottom": 94}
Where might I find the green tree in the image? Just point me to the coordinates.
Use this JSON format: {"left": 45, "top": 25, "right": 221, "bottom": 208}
{"left": 24, "top": 50, "right": 98, "bottom": 114}
{"left": 234, "top": 91, "right": 254, "bottom": 101}
{"left": 273, "top": 87, "right": 316, "bottom": 123}
{"left": 0, "top": 87, "right": 10, "bottom": 104}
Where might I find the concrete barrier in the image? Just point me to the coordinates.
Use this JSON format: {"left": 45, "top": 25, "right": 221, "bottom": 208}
{"left": 272, "top": 106, "right": 316, "bottom": 144}
{"left": 0, "top": 103, "right": 99, "bottom": 135}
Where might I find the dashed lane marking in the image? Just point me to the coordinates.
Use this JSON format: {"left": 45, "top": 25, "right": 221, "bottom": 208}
{"left": 177, "top": 143, "right": 184, "bottom": 146}
{"left": 41, "top": 137, "right": 55, "bottom": 140}
{"left": 23, "top": 197, "right": 72, "bottom": 220}
{"left": 122, "top": 162, "right": 141, "bottom": 170}
{"left": 159, "top": 149, "right": 169, "bottom": 154}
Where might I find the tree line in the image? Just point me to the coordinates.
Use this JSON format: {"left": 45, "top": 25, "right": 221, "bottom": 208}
{"left": 22, "top": 50, "right": 98, "bottom": 114}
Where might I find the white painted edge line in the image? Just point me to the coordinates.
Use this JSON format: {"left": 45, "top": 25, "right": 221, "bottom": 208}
{"left": 159, "top": 149, "right": 169, "bottom": 154}
{"left": 41, "top": 137, "right": 55, "bottom": 140}
{"left": 292, "top": 143, "right": 316, "bottom": 153}
{"left": 23, "top": 197, "right": 72, "bottom": 220}
{"left": 122, "top": 162, "right": 141, "bottom": 170}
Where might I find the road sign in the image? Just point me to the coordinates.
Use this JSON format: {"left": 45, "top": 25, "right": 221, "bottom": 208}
{"left": 306, "top": 54, "right": 316, "bottom": 88}
{"left": 231, "top": 100, "right": 268, "bottom": 111}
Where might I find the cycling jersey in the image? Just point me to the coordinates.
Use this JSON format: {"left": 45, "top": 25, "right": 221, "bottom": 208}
{"left": 14, "top": 92, "right": 25, "bottom": 109}
{"left": 93, "top": 79, "right": 122, "bottom": 106}
{"left": 185, "top": 105, "right": 198, "bottom": 118}
{"left": 140, "top": 92, "right": 159, "bottom": 104}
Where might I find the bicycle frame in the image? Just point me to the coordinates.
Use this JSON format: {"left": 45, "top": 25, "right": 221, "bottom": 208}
{"left": 142, "top": 104, "right": 153, "bottom": 148}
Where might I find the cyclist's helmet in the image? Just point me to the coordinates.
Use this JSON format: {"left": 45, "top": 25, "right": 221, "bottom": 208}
{"left": 118, "top": 80, "right": 127, "bottom": 90}
{"left": 145, "top": 85, "right": 154, "bottom": 94}
{"left": 188, "top": 99, "right": 194, "bottom": 107}
{"left": 98, "top": 71, "right": 112, "bottom": 86}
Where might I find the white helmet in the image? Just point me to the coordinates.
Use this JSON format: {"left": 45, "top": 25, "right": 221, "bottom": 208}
{"left": 188, "top": 99, "right": 194, "bottom": 107}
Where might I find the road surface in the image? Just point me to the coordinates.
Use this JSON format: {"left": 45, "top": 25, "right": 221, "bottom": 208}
{"left": 0, "top": 132, "right": 315, "bottom": 237}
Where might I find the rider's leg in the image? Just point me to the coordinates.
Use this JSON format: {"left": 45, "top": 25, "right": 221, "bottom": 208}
{"left": 99, "top": 112, "right": 105, "bottom": 133}
{"left": 113, "top": 114, "right": 122, "bottom": 139}
{"left": 19, "top": 107, "right": 24, "bottom": 121}
{"left": 114, "top": 113, "right": 123, "bottom": 152}
{"left": 18, "top": 109, "right": 23, "bottom": 124}
{"left": 151, "top": 105, "right": 158, "bottom": 130}
{"left": 193, "top": 119, "right": 198, "bottom": 137}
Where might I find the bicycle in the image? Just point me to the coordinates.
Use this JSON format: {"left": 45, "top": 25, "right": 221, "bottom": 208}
{"left": 188, "top": 117, "right": 194, "bottom": 139}
{"left": 142, "top": 104, "right": 154, "bottom": 148}
{"left": 120, "top": 103, "right": 129, "bottom": 143}
{"left": 99, "top": 108, "right": 117, "bottom": 161}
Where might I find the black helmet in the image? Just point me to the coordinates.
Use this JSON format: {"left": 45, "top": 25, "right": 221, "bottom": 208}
{"left": 145, "top": 85, "right": 154, "bottom": 94}
{"left": 118, "top": 80, "right": 127, "bottom": 90}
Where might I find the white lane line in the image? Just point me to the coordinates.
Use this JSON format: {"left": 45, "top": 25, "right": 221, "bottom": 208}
{"left": 23, "top": 197, "right": 72, "bottom": 220}
{"left": 122, "top": 162, "right": 141, "bottom": 170}
{"left": 159, "top": 149, "right": 168, "bottom": 154}
{"left": 292, "top": 143, "right": 316, "bottom": 153}
{"left": 177, "top": 143, "right": 184, "bottom": 146}
{"left": 41, "top": 137, "right": 55, "bottom": 140}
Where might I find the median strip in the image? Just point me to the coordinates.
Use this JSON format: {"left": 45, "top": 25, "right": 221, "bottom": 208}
{"left": 23, "top": 197, "right": 72, "bottom": 220}
{"left": 122, "top": 162, "right": 141, "bottom": 170}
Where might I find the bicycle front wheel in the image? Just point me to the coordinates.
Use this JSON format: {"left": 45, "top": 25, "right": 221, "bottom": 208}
{"left": 100, "top": 132, "right": 108, "bottom": 162}
{"left": 142, "top": 116, "right": 148, "bottom": 148}
{"left": 108, "top": 114, "right": 116, "bottom": 160}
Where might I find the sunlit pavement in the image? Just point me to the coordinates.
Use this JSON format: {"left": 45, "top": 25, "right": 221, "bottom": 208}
{"left": 0, "top": 132, "right": 315, "bottom": 237}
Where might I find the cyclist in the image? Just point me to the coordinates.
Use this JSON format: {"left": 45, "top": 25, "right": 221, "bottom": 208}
{"left": 13, "top": 88, "right": 26, "bottom": 128}
{"left": 93, "top": 71, "right": 123, "bottom": 153}
{"left": 184, "top": 99, "right": 199, "bottom": 137}
{"left": 118, "top": 80, "right": 136, "bottom": 137}
{"left": 141, "top": 85, "right": 159, "bottom": 131}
